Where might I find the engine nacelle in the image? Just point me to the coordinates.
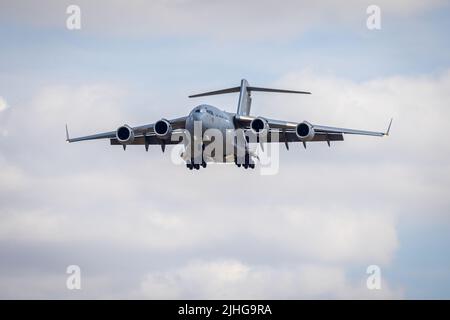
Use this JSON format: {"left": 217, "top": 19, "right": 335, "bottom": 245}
{"left": 296, "top": 122, "right": 315, "bottom": 141}
{"left": 250, "top": 117, "right": 269, "bottom": 136}
{"left": 154, "top": 119, "right": 173, "bottom": 139}
{"left": 116, "top": 125, "right": 135, "bottom": 144}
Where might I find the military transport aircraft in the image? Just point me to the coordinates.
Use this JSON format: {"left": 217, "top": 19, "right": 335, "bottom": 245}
{"left": 66, "top": 79, "right": 392, "bottom": 170}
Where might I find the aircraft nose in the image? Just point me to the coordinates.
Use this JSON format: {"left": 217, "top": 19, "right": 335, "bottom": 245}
{"left": 192, "top": 112, "right": 203, "bottom": 122}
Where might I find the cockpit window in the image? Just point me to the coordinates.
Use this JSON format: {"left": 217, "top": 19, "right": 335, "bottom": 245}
{"left": 194, "top": 107, "right": 208, "bottom": 114}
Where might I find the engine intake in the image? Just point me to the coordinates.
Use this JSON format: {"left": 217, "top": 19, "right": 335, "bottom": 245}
{"left": 116, "top": 124, "right": 134, "bottom": 144}
{"left": 250, "top": 117, "right": 269, "bottom": 136}
{"left": 154, "top": 119, "right": 172, "bottom": 139}
{"left": 116, "top": 125, "right": 135, "bottom": 144}
{"left": 296, "top": 122, "right": 315, "bottom": 141}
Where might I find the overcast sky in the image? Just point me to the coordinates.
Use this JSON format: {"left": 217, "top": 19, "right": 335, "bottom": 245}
{"left": 0, "top": 0, "right": 449, "bottom": 299}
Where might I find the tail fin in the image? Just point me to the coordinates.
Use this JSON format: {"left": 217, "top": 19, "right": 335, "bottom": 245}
{"left": 189, "top": 79, "right": 311, "bottom": 116}
{"left": 237, "top": 79, "right": 252, "bottom": 116}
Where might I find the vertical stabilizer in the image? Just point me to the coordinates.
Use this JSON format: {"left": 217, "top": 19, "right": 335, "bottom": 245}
{"left": 237, "top": 79, "right": 252, "bottom": 116}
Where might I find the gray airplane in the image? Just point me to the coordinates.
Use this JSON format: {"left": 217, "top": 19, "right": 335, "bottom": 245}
{"left": 66, "top": 79, "right": 392, "bottom": 170}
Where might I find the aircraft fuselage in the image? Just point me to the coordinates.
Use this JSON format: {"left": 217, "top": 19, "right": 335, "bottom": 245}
{"left": 185, "top": 104, "right": 239, "bottom": 160}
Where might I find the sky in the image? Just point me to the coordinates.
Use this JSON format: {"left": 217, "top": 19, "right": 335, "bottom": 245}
{"left": 0, "top": 0, "right": 450, "bottom": 299}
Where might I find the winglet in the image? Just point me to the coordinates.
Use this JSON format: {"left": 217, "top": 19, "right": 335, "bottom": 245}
{"left": 385, "top": 118, "right": 393, "bottom": 136}
{"left": 65, "top": 124, "right": 70, "bottom": 142}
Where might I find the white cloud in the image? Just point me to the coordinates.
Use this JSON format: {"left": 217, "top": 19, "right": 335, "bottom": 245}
{"left": 1, "top": 0, "right": 447, "bottom": 39}
{"left": 139, "top": 259, "right": 402, "bottom": 299}
{"left": 0, "top": 194, "right": 398, "bottom": 265}
{"left": 30, "top": 84, "right": 127, "bottom": 129}
{"left": 0, "top": 155, "right": 27, "bottom": 191}
{"left": 1, "top": 69, "right": 449, "bottom": 298}
{"left": 0, "top": 96, "right": 8, "bottom": 112}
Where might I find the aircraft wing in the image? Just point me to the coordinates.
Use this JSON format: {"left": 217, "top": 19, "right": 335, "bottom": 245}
{"left": 66, "top": 116, "right": 187, "bottom": 143}
{"left": 262, "top": 130, "right": 344, "bottom": 143}
{"left": 311, "top": 124, "right": 387, "bottom": 137}
{"left": 109, "top": 131, "right": 186, "bottom": 145}
{"left": 235, "top": 115, "right": 392, "bottom": 140}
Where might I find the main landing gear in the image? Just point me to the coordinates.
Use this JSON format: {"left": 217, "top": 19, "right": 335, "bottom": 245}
{"left": 185, "top": 143, "right": 207, "bottom": 170}
{"left": 234, "top": 152, "right": 255, "bottom": 169}
{"left": 186, "top": 159, "right": 207, "bottom": 170}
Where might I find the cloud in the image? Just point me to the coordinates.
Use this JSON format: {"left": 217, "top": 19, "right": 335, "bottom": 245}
{"left": 1, "top": 68, "right": 449, "bottom": 298}
{"left": 1, "top": 0, "right": 447, "bottom": 39}
{"left": 139, "top": 259, "right": 402, "bottom": 299}
{"left": 0, "top": 97, "right": 11, "bottom": 137}
{"left": 0, "top": 96, "right": 8, "bottom": 112}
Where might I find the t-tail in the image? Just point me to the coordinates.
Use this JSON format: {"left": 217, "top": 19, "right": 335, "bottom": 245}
{"left": 189, "top": 78, "right": 311, "bottom": 116}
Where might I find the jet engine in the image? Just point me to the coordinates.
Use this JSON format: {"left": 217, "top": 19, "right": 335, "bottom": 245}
{"left": 116, "top": 125, "right": 135, "bottom": 144}
{"left": 250, "top": 117, "right": 269, "bottom": 136}
{"left": 154, "top": 119, "right": 173, "bottom": 139}
{"left": 296, "top": 122, "right": 315, "bottom": 141}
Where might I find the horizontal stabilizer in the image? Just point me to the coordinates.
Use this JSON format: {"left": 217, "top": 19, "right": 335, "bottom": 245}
{"left": 189, "top": 86, "right": 241, "bottom": 98}
{"left": 247, "top": 86, "right": 310, "bottom": 95}
{"left": 190, "top": 79, "right": 311, "bottom": 116}
{"left": 189, "top": 85, "right": 310, "bottom": 98}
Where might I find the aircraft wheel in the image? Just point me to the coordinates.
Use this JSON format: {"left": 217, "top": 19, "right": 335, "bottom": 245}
{"left": 194, "top": 164, "right": 200, "bottom": 170}
{"left": 201, "top": 161, "right": 207, "bottom": 168}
